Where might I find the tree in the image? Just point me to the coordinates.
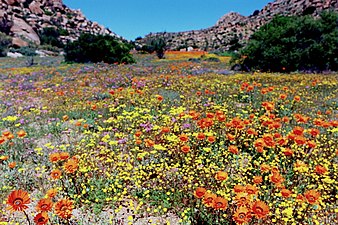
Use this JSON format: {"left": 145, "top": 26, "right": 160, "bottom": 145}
{"left": 64, "top": 33, "right": 135, "bottom": 64}
{"left": 239, "top": 11, "right": 338, "bottom": 72}
{"left": 0, "top": 32, "right": 12, "bottom": 57}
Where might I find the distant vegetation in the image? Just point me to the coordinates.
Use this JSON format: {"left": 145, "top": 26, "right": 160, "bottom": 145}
{"left": 136, "top": 37, "right": 167, "bottom": 59}
{"left": 38, "top": 27, "right": 64, "bottom": 49}
{"left": 237, "top": 11, "right": 338, "bottom": 72}
{"left": 0, "top": 32, "right": 11, "bottom": 57}
{"left": 64, "top": 33, "right": 135, "bottom": 64}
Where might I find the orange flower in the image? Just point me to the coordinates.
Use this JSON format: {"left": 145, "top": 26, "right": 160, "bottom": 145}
{"left": 62, "top": 115, "right": 69, "bottom": 121}
{"left": 283, "top": 148, "right": 293, "bottom": 156}
{"left": 203, "top": 192, "right": 217, "bottom": 207}
{"left": 6, "top": 190, "right": 30, "bottom": 212}
{"left": 281, "top": 189, "right": 292, "bottom": 198}
{"left": 252, "top": 200, "right": 270, "bottom": 219}
{"left": 292, "top": 126, "right": 304, "bottom": 136}
{"left": 207, "top": 136, "right": 216, "bottom": 143}
{"left": 226, "top": 133, "right": 235, "bottom": 141}
{"left": 60, "top": 152, "right": 70, "bottom": 161}
{"left": 33, "top": 212, "right": 49, "bottom": 225}
{"left": 246, "top": 128, "right": 257, "bottom": 136}
{"left": 181, "top": 145, "right": 190, "bottom": 153}
{"left": 314, "top": 165, "right": 327, "bottom": 175}
{"left": 229, "top": 145, "right": 239, "bottom": 154}
{"left": 51, "top": 169, "right": 62, "bottom": 180}
{"left": 279, "top": 93, "right": 287, "bottom": 100}
{"left": 235, "top": 192, "right": 252, "bottom": 207}
{"left": 245, "top": 184, "right": 258, "bottom": 195}
{"left": 161, "top": 127, "right": 170, "bottom": 133}
{"left": 294, "top": 95, "right": 301, "bottom": 102}
{"left": 135, "top": 139, "right": 142, "bottom": 145}
{"left": 156, "top": 95, "right": 163, "bottom": 101}
{"left": 262, "top": 134, "right": 275, "bottom": 148}
{"left": 253, "top": 176, "right": 263, "bottom": 184}
{"left": 49, "top": 153, "right": 60, "bottom": 163}
{"left": 260, "top": 164, "right": 270, "bottom": 173}
{"left": 234, "top": 185, "right": 245, "bottom": 193}
{"left": 2, "top": 131, "right": 11, "bottom": 137}
{"left": 307, "top": 140, "right": 316, "bottom": 148}
{"left": 0, "top": 155, "right": 9, "bottom": 161}
{"left": 0, "top": 137, "right": 6, "bottom": 145}
{"left": 294, "top": 135, "right": 306, "bottom": 145}
{"left": 233, "top": 206, "right": 252, "bottom": 224}
{"left": 46, "top": 189, "right": 58, "bottom": 198}
{"left": 194, "top": 187, "right": 206, "bottom": 198}
{"left": 36, "top": 198, "right": 53, "bottom": 212}
{"left": 54, "top": 199, "right": 74, "bottom": 219}
{"left": 16, "top": 129, "right": 27, "bottom": 138}
{"left": 135, "top": 131, "right": 142, "bottom": 137}
{"left": 309, "top": 128, "right": 320, "bottom": 137}
{"left": 196, "top": 133, "right": 205, "bottom": 140}
{"left": 304, "top": 190, "right": 320, "bottom": 204}
{"left": 213, "top": 196, "right": 228, "bottom": 210}
{"left": 270, "top": 173, "right": 284, "bottom": 185}
{"left": 179, "top": 134, "right": 188, "bottom": 142}
{"left": 63, "top": 159, "right": 78, "bottom": 174}
{"left": 215, "top": 171, "right": 228, "bottom": 181}
{"left": 9, "top": 162, "right": 16, "bottom": 169}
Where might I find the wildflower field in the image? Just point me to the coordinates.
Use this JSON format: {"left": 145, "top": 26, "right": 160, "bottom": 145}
{"left": 0, "top": 53, "right": 337, "bottom": 225}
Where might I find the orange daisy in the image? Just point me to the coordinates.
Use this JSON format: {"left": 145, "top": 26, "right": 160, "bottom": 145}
{"left": 34, "top": 212, "right": 49, "bottom": 225}
{"left": 63, "top": 159, "right": 78, "bottom": 174}
{"left": 50, "top": 169, "right": 62, "bottom": 180}
{"left": 233, "top": 206, "right": 252, "bottom": 224}
{"left": 252, "top": 200, "right": 270, "bottom": 219}
{"left": 6, "top": 190, "right": 31, "bottom": 212}
{"left": 36, "top": 198, "right": 53, "bottom": 212}
{"left": 54, "top": 198, "right": 74, "bottom": 219}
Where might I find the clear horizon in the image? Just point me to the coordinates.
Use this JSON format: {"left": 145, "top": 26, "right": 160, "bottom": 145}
{"left": 63, "top": 0, "right": 272, "bottom": 40}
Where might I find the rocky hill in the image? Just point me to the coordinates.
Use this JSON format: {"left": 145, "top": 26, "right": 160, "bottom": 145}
{"left": 136, "top": 0, "right": 338, "bottom": 51}
{"left": 0, "top": 0, "right": 119, "bottom": 47}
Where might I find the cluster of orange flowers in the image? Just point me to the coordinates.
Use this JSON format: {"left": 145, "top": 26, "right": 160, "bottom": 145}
{"left": 49, "top": 152, "right": 79, "bottom": 179}
{"left": 0, "top": 129, "right": 27, "bottom": 145}
{"left": 194, "top": 184, "right": 270, "bottom": 224}
{"left": 6, "top": 189, "right": 74, "bottom": 224}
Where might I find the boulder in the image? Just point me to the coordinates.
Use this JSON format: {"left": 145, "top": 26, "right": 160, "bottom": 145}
{"left": 7, "top": 52, "right": 23, "bottom": 58}
{"left": 29, "top": 1, "right": 43, "bottom": 15}
{"left": 10, "top": 17, "right": 40, "bottom": 44}
{"left": 12, "top": 37, "right": 29, "bottom": 47}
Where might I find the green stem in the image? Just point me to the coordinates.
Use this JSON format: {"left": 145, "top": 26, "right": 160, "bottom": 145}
{"left": 23, "top": 210, "right": 31, "bottom": 225}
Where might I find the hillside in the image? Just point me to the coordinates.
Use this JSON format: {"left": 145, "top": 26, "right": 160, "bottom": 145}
{"left": 136, "top": 0, "right": 338, "bottom": 51}
{"left": 0, "top": 0, "right": 120, "bottom": 47}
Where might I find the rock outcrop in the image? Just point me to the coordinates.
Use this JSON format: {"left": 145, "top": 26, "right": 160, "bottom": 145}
{"left": 0, "top": 0, "right": 120, "bottom": 47}
{"left": 137, "top": 0, "right": 338, "bottom": 51}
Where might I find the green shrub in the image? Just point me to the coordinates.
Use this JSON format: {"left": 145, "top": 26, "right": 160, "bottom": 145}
{"left": 136, "top": 37, "right": 166, "bottom": 59}
{"left": 12, "top": 46, "right": 37, "bottom": 56}
{"left": 0, "top": 32, "right": 12, "bottom": 57}
{"left": 64, "top": 33, "right": 135, "bottom": 64}
{"left": 38, "top": 27, "right": 64, "bottom": 48}
{"left": 240, "top": 11, "right": 338, "bottom": 72}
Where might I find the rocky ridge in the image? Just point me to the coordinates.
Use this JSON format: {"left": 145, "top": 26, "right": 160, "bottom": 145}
{"left": 0, "top": 0, "right": 119, "bottom": 47}
{"left": 137, "top": 0, "right": 338, "bottom": 51}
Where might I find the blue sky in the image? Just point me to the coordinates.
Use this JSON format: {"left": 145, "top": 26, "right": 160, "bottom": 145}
{"left": 63, "top": 0, "right": 272, "bottom": 40}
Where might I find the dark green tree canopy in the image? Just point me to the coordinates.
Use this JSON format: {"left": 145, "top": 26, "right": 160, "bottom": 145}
{"left": 240, "top": 11, "right": 338, "bottom": 72}
{"left": 64, "top": 33, "right": 135, "bottom": 64}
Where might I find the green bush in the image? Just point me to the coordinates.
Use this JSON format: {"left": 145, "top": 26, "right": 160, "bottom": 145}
{"left": 39, "top": 27, "right": 64, "bottom": 48}
{"left": 240, "top": 11, "right": 338, "bottom": 72}
{"left": 12, "top": 46, "right": 37, "bottom": 56}
{"left": 0, "top": 32, "right": 12, "bottom": 57}
{"left": 64, "top": 33, "right": 135, "bottom": 64}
